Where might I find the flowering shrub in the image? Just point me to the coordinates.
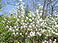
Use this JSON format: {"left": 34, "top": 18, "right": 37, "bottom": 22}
{"left": 0, "top": 0, "right": 58, "bottom": 43}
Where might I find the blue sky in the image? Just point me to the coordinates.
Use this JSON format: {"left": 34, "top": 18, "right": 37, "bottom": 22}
{"left": 0, "top": 0, "right": 58, "bottom": 15}
{"left": 0, "top": 0, "right": 23, "bottom": 15}
{"left": 0, "top": 0, "right": 41, "bottom": 15}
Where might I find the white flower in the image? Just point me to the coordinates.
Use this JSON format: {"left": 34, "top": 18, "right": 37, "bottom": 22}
{"left": 53, "top": 39, "right": 56, "bottom": 43}
{"left": 14, "top": 26, "right": 16, "bottom": 28}
{"left": 26, "top": 17, "right": 28, "bottom": 20}
{"left": 33, "top": 21, "right": 35, "bottom": 23}
{"left": 36, "top": 9, "right": 38, "bottom": 13}
{"left": 23, "top": 25, "right": 26, "bottom": 28}
{"left": 27, "top": 22, "right": 29, "bottom": 24}
{"left": 20, "top": 4, "right": 23, "bottom": 7}
{"left": 4, "top": 18, "right": 6, "bottom": 20}
{"left": 8, "top": 21, "right": 10, "bottom": 23}
{"left": 54, "top": 39, "right": 56, "bottom": 41}
{"left": 29, "top": 14, "right": 32, "bottom": 17}
{"left": 19, "top": 0, "right": 22, "bottom": 1}
{"left": 42, "top": 42, "right": 45, "bottom": 43}
{"left": 16, "top": 29, "right": 18, "bottom": 31}
{"left": 41, "top": 29, "right": 46, "bottom": 33}
{"left": 38, "top": 4, "right": 40, "bottom": 6}
{"left": 44, "top": 40, "right": 47, "bottom": 42}
{"left": 55, "top": 33, "right": 58, "bottom": 35}
{"left": 16, "top": 21, "right": 18, "bottom": 24}
{"left": 13, "top": 32, "right": 15, "bottom": 35}
{"left": 2, "top": 21, "right": 5, "bottom": 23}
{"left": 25, "top": 32, "right": 27, "bottom": 35}
{"left": 16, "top": 3, "right": 19, "bottom": 6}
{"left": 55, "top": 25, "right": 58, "bottom": 27}
{"left": 32, "top": 17, "right": 34, "bottom": 20}
{"left": 37, "top": 32, "right": 41, "bottom": 36}
{"left": 51, "top": 30, "right": 55, "bottom": 34}
{"left": 28, "top": 36, "right": 30, "bottom": 38}
{"left": 41, "top": 22, "right": 43, "bottom": 26}
{"left": 6, "top": 25, "right": 9, "bottom": 28}
{"left": 25, "top": 20, "right": 27, "bottom": 22}
{"left": 48, "top": 30, "right": 50, "bottom": 32}
{"left": 19, "top": 16, "right": 21, "bottom": 18}
{"left": 46, "top": 34, "right": 48, "bottom": 36}
{"left": 32, "top": 13, "right": 35, "bottom": 16}
{"left": 49, "top": 28, "right": 52, "bottom": 30}
{"left": 21, "top": 22, "right": 23, "bottom": 25}
{"left": 36, "top": 25, "right": 38, "bottom": 27}
{"left": 20, "top": 33, "right": 22, "bottom": 35}
{"left": 7, "top": 23, "right": 8, "bottom": 24}
{"left": 36, "top": 28, "right": 37, "bottom": 31}
{"left": 38, "top": 15, "right": 40, "bottom": 18}
{"left": 46, "top": 41, "right": 48, "bottom": 43}
{"left": 21, "top": 26, "right": 23, "bottom": 29}
{"left": 39, "top": 18, "right": 43, "bottom": 21}
{"left": 21, "top": 20, "right": 24, "bottom": 22}
{"left": 16, "top": 32, "right": 18, "bottom": 34}
{"left": 21, "top": 7, "right": 24, "bottom": 10}
{"left": 40, "top": 6, "right": 43, "bottom": 8}
{"left": 17, "top": 6, "right": 19, "bottom": 9}
{"left": 17, "top": 25, "right": 18, "bottom": 26}
{"left": 27, "top": 28, "right": 30, "bottom": 30}
{"left": 13, "top": 29, "right": 15, "bottom": 32}
{"left": 25, "top": 24, "right": 27, "bottom": 25}
{"left": 9, "top": 28, "right": 12, "bottom": 30}
{"left": 30, "top": 31, "right": 35, "bottom": 36}
{"left": 55, "top": 29, "right": 57, "bottom": 32}
{"left": 30, "top": 29, "right": 32, "bottom": 31}
{"left": 40, "top": 10, "right": 43, "bottom": 12}
{"left": 29, "top": 25, "right": 32, "bottom": 28}
{"left": 37, "top": 32, "right": 39, "bottom": 35}
{"left": 49, "top": 39, "right": 52, "bottom": 42}
{"left": 36, "top": 20, "right": 39, "bottom": 24}
{"left": 17, "top": 19, "right": 19, "bottom": 21}
{"left": 18, "top": 42, "right": 19, "bottom": 43}
{"left": 32, "top": 24, "right": 35, "bottom": 27}
{"left": 40, "top": 13, "right": 42, "bottom": 16}
{"left": 22, "top": 3, "right": 24, "bottom": 5}
{"left": 10, "top": 26, "right": 12, "bottom": 27}
{"left": 14, "top": 17, "right": 16, "bottom": 18}
{"left": 39, "top": 33, "right": 41, "bottom": 36}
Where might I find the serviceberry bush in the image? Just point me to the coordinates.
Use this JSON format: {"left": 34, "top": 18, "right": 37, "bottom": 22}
{"left": 0, "top": 0, "right": 58, "bottom": 43}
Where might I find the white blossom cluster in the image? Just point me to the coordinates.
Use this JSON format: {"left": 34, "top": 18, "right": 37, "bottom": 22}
{"left": 1, "top": 0, "right": 58, "bottom": 42}
{"left": 42, "top": 39, "right": 57, "bottom": 43}
{"left": 3, "top": 11, "right": 58, "bottom": 42}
